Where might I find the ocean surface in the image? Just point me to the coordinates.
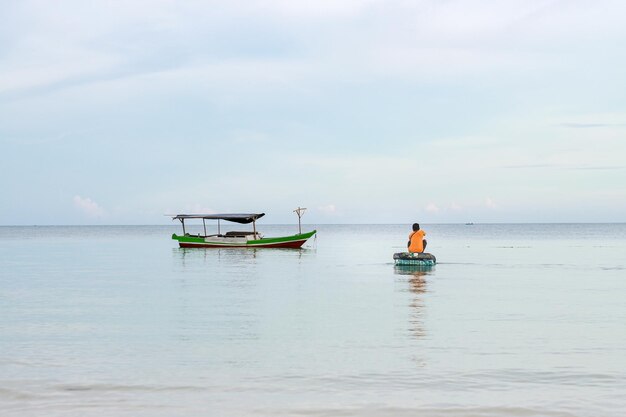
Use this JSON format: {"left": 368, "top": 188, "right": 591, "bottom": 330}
{"left": 1, "top": 223, "right": 625, "bottom": 417}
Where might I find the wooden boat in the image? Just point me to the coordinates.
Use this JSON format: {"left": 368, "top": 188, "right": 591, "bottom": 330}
{"left": 393, "top": 252, "right": 436, "bottom": 266}
{"left": 171, "top": 212, "right": 316, "bottom": 249}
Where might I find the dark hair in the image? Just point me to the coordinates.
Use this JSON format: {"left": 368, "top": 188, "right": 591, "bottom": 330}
{"left": 412, "top": 223, "right": 420, "bottom": 231}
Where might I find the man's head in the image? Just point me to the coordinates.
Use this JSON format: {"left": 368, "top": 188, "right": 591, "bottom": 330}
{"left": 412, "top": 223, "right": 420, "bottom": 231}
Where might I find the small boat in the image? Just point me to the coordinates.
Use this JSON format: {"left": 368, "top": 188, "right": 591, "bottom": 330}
{"left": 171, "top": 212, "right": 316, "bottom": 249}
{"left": 393, "top": 252, "right": 436, "bottom": 266}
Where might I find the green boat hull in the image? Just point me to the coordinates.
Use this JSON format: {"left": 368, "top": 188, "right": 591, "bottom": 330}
{"left": 172, "top": 230, "right": 317, "bottom": 248}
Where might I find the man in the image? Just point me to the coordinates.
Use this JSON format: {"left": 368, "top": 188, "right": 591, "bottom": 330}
{"left": 408, "top": 223, "right": 427, "bottom": 253}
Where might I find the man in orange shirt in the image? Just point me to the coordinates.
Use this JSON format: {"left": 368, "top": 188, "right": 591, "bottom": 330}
{"left": 408, "top": 223, "right": 427, "bottom": 253}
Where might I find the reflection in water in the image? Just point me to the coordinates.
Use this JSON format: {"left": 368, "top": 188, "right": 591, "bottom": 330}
{"left": 170, "top": 246, "right": 311, "bottom": 335}
{"left": 174, "top": 246, "right": 310, "bottom": 268}
{"left": 171, "top": 246, "right": 264, "bottom": 351}
{"left": 394, "top": 265, "right": 434, "bottom": 339}
{"left": 174, "top": 246, "right": 261, "bottom": 266}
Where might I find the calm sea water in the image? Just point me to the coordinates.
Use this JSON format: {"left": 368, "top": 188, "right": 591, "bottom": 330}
{"left": 1, "top": 224, "right": 625, "bottom": 416}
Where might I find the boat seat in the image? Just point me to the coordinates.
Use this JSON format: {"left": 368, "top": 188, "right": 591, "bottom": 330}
{"left": 224, "top": 231, "right": 257, "bottom": 237}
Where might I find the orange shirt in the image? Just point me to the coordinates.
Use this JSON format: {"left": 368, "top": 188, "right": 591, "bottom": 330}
{"left": 408, "top": 230, "right": 426, "bottom": 253}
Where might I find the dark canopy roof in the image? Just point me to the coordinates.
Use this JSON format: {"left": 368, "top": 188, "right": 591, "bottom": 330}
{"left": 172, "top": 213, "right": 265, "bottom": 224}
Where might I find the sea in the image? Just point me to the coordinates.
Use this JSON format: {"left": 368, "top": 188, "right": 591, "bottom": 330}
{"left": 1, "top": 223, "right": 625, "bottom": 417}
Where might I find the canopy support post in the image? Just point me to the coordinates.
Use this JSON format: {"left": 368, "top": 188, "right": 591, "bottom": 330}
{"left": 180, "top": 218, "right": 186, "bottom": 235}
{"left": 203, "top": 219, "right": 206, "bottom": 237}
{"left": 218, "top": 219, "right": 221, "bottom": 235}
{"left": 253, "top": 220, "right": 257, "bottom": 240}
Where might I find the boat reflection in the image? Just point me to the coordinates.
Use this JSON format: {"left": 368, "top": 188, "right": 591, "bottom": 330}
{"left": 175, "top": 246, "right": 260, "bottom": 264}
{"left": 173, "top": 245, "right": 312, "bottom": 270}
{"left": 394, "top": 265, "right": 434, "bottom": 339}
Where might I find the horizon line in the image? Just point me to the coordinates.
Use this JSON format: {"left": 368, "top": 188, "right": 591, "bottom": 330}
{"left": 1, "top": 222, "right": 625, "bottom": 227}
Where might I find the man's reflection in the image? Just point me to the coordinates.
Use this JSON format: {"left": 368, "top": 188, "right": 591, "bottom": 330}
{"left": 394, "top": 266, "right": 433, "bottom": 339}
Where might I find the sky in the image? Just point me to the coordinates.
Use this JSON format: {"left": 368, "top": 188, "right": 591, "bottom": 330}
{"left": 1, "top": 0, "right": 625, "bottom": 225}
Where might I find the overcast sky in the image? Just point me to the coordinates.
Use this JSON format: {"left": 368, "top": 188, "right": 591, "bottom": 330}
{"left": 1, "top": 0, "right": 625, "bottom": 225}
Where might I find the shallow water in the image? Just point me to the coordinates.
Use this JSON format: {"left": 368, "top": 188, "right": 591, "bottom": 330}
{"left": 1, "top": 224, "right": 625, "bottom": 416}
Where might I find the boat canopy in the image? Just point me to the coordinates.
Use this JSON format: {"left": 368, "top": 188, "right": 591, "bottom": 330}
{"left": 172, "top": 213, "right": 265, "bottom": 224}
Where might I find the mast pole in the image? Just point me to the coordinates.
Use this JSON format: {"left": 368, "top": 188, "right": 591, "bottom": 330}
{"left": 293, "top": 207, "right": 306, "bottom": 234}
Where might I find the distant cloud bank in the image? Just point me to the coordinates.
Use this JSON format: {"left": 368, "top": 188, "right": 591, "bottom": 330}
{"left": 73, "top": 195, "right": 104, "bottom": 218}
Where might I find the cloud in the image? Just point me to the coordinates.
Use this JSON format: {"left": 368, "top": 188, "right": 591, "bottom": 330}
{"left": 181, "top": 204, "right": 216, "bottom": 214}
{"left": 251, "top": 0, "right": 378, "bottom": 18}
{"left": 318, "top": 204, "right": 337, "bottom": 214}
{"left": 485, "top": 197, "right": 497, "bottom": 209}
{"left": 229, "top": 129, "right": 270, "bottom": 145}
{"left": 425, "top": 203, "right": 439, "bottom": 213}
{"left": 556, "top": 113, "right": 626, "bottom": 130}
{"left": 73, "top": 195, "right": 105, "bottom": 217}
{"left": 502, "top": 163, "right": 556, "bottom": 169}
{"left": 560, "top": 123, "right": 620, "bottom": 129}
{"left": 571, "top": 166, "right": 625, "bottom": 171}
{"left": 8, "top": 0, "right": 624, "bottom": 102}
{"left": 504, "top": 163, "right": 625, "bottom": 170}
